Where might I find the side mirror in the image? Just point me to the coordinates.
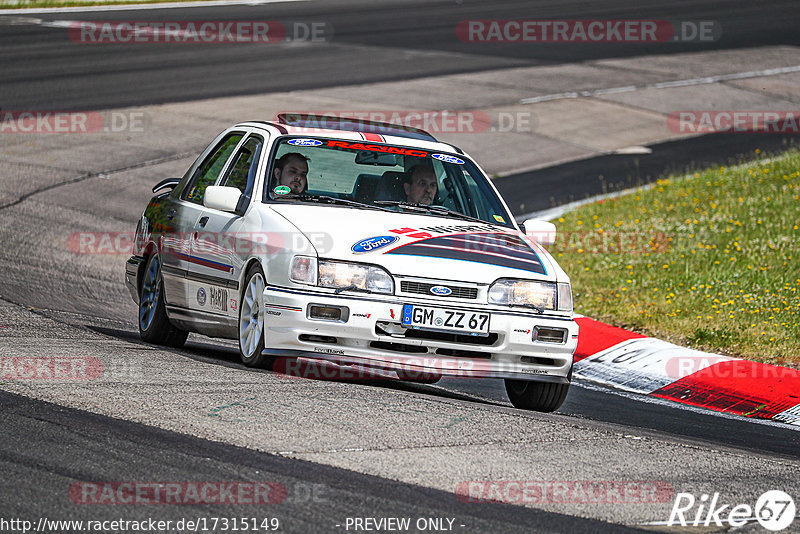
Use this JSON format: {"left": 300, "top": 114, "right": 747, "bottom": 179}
{"left": 522, "top": 219, "right": 557, "bottom": 246}
{"left": 204, "top": 186, "right": 244, "bottom": 214}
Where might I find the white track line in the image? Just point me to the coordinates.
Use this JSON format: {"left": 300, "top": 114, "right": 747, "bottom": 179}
{"left": 0, "top": 0, "right": 307, "bottom": 15}
{"left": 520, "top": 64, "right": 800, "bottom": 104}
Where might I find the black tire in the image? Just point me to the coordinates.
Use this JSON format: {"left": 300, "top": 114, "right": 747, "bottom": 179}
{"left": 396, "top": 369, "right": 441, "bottom": 384}
{"left": 238, "top": 263, "right": 272, "bottom": 369}
{"left": 504, "top": 379, "right": 569, "bottom": 412}
{"left": 138, "top": 253, "right": 188, "bottom": 347}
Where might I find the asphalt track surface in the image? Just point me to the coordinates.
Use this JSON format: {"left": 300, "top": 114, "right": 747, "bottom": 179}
{"left": 0, "top": 0, "right": 798, "bottom": 110}
{"left": 1, "top": 390, "right": 636, "bottom": 534}
{"left": 2, "top": 1, "right": 800, "bottom": 532}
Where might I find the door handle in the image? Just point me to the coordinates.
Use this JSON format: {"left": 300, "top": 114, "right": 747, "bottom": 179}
{"left": 198, "top": 216, "right": 209, "bottom": 228}
{"left": 166, "top": 208, "right": 177, "bottom": 220}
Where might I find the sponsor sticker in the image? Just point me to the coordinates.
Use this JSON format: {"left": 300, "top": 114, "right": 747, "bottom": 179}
{"left": 287, "top": 138, "right": 323, "bottom": 146}
{"left": 325, "top": 140, "right": 427, "bottom": 158}
{"left": 493, "top": 214, "right": 506, "bottom": 223}
{"left": 209, "top": 287, "right": 228, "bottom": 312}
{"left": 273, "top": 185, "right": 291, "bottom": 195}
{"left": 196, "top": 287, "right": 207, "bottom": 306}
{"left": 351, "top": 235, "right": 399, "bottom": 253}
{"left": 432, "top": 153, "right": 465, "bottom": 164}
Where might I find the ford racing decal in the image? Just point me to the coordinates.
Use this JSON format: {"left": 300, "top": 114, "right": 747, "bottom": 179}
{"left": 287, "top": 138, "right": 323, "bottom": 146}
{"left": 326, "top": 140, "right": 427, "bottom": 158}
{"left": 386, "top": 232, "right": 546, "bottom": 274}
{"left": 351, "top": 235, "right": 399, "bottom": 253}
{"left": 432, "top": 153, "right": 465, "bottom": 165}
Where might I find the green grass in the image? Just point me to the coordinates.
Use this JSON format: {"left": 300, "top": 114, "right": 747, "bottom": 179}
{"left": 551, "top": 148, "right": 800, "bottom": 367}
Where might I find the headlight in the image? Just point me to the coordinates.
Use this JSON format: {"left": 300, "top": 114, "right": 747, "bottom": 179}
{"left": 289, "top": 256, "right": 317, "bottom": 285}
{"left": 557, "top": 282, "right": 573, "bottom": 312}
{"left": 488, "top": 279, "right": 556, "bottom": 310}
{"left": 290, "top": 256, "right": 394, "bottom": 294}
{"left": 319, "top": 260, "right": 394, "bottom": 293}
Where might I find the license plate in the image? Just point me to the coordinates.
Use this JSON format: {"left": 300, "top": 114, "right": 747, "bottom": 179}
{"left": 402, "top": 305, "right": 490, "bottom": 335}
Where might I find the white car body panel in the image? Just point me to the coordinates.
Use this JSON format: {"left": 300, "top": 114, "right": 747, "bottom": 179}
{"left": 126, "top": 121, "right": 578, "bottom": 384}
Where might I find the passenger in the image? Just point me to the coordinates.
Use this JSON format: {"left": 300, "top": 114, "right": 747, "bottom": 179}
{"left": 404, "top": 164, "right": 438, "bottom": 205}
{"left": 273, "top": 152, "right": 309, "bottom": 194}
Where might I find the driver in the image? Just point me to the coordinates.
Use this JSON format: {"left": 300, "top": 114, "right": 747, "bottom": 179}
{"left": 403, "top": 164, "right": 438, "bottom": 205}
{"left": 273, "top": 152, "right": 309, "bottom": 194}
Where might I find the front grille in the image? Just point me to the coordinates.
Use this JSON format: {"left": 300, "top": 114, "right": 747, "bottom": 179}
{"left": 400, "top": 280, "right": 478, "bottom": 299}
{"left": 520, "top": 355, "right": 558, "bottom": 366}
{"left": 370, "top": 341, "right": 428, "bottom": 354}
{"left": 435, "top": 348, "right": 491, "bottom": 359}
{"left": 376, "top": 322, "right": 497, "bottom": 346}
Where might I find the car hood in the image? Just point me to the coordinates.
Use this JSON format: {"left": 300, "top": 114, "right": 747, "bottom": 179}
{"left": 270, "top": 204, "right": 561, "bottom": 284}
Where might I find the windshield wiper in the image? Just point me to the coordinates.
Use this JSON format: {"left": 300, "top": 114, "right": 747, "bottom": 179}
{"left": 421, "top": 204, "right": 492, "bottom": 224}
{"left": 374, "top": 200, "right": 489, "bottom": 224}
{"left": 517, "top": 303, "right": 545, "bottom": 314}
{"left": 277, "top": 194, "right": 393, "bottom": 212}
{"left": 333, "top": 285, "right": 371, "bottom": 295}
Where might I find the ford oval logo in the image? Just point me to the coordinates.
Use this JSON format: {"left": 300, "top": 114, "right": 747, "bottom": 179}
{"left": 430, "top": 285, "right": 452, "bottom": 296}
{"left": 351, "top": 235, "right": 398, "bottom": 253}
{"left": 287, "top": 138, "right": 323, "bottom": 147}
{"left": 432, "top": 153, "right": 465, "bottom": 165}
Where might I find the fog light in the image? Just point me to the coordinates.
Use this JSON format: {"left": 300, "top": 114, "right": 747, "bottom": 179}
{"left": 532, "top": 326, "right": 567, "bottom": 343}
{"left": 309, "top": 305, "right": 344, "bottom": 321}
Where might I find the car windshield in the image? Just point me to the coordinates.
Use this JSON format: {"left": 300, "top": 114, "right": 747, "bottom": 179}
{"left": 265, "top": 137, "right": 515, "bottom": 228}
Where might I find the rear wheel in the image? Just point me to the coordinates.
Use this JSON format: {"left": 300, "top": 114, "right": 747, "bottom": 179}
{"left": 138, "top": 254, "right": 188, "bottom": 347}
{"left": 238, "top": 264, "right": 271, "bottom": 368}
{"left": 504, "top": 379, "right": 569, "bottom": 412}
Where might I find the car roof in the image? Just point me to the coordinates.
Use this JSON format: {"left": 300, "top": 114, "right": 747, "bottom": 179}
{"left": 237, "top": 115, "right": 465, "bottom": 155}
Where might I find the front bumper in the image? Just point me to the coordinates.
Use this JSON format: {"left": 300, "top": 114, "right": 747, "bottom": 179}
{"left": 262, "top": 286, "right": 578, "bottom": 382}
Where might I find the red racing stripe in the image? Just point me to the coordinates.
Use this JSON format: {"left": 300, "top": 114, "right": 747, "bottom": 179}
{"left": 650, "top": 360, "right": 800, "bottom": 419}
{"left": 361, "top": 132, "right": 384, "bottom": 142}
{"left": 573, "top": 317, "right": 646, "bottom": 362}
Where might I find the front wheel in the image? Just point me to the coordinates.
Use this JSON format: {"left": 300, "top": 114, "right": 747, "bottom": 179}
{"left": 238, "top": 264, "right": 271, "bottom": 368}
{"left": 504, "top": 379, "right": 569, "bottom": 412}
{"left": 138, "top": 253, "right": 188, "bottom": 347}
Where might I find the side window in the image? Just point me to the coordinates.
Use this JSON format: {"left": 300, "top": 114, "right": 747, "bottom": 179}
{"left": 220, "top": 136, "right": 263, "bottom": 194}
{"left": 184, "top": 133, "right": 243, "bottom": 205}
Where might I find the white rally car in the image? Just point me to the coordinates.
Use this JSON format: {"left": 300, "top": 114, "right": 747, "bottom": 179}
{"left": 125, "top": 115, "right": 578, "bottom": 411}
